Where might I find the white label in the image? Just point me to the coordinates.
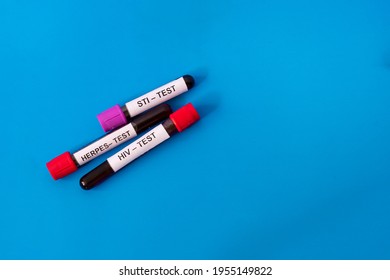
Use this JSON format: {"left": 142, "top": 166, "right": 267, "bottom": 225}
{"left": 125, "top": 77, "right": 188, "bottom": 117}
{"left": 107, "top": 124, "right": 170, "bottom": 172}
{"left": 73, "top": 123, "right": 137, "bottom": 166}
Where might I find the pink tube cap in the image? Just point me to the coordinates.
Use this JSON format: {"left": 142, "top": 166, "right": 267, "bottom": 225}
{"left": 97, "top": 104, "right": 127, "bottom": 132}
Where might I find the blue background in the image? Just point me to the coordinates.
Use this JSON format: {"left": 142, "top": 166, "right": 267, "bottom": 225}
{"left": 0, "top": 0, "right": 389, "bottom": 259}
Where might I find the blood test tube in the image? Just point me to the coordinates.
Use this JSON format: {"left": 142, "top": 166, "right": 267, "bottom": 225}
{"left": 46, "top": 104, "right": 172, "bottom": 180}
{"left": 97, "top": 75, "right": 195, "bottom": 132}
{"left": 80, "top": 103, "right": 200, "bottom": 190}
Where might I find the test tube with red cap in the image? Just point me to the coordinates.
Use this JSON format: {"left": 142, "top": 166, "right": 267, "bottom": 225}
{"left": 97, "top": 75, "right": 195, "bottom": 132}
{"left": 46, "top": 104, "right": 172, "bottom": 180}
{"left": 80, "top": 103, "right": 200, "bottom": 190}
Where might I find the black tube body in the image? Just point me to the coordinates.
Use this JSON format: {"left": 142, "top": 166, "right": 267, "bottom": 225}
{"left": 80, "top": 162, "right": 115, "bottom": 190}
{"left": 131, "top": 104, "right": 171, "bottom": 132}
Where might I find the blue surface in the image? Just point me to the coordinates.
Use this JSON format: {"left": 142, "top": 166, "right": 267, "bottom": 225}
{"left": 0, "top": 0, "right": 389, "bottom": 260}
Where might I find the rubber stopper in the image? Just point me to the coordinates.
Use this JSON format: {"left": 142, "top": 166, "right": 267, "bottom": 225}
{"left": 169, "top": 103, "right": 200, "bottom": 132}
{"left": 97, "top": 104, "right": 127, "bottom": 132}
{"left": 46, "top": 152, "right": 78, "bottom": 180}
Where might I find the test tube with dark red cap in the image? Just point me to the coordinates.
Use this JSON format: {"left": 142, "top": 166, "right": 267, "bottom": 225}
{"left": 46, "top": 104, "right": 172, "bottom": 180}
{"left": 80, "top": 103, "right": 200, "bottom": 190}
{"left": 97, "top": 75, "right": 195, "bottom": 132}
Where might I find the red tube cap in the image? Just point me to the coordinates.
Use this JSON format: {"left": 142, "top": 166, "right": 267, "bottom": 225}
{"left": 169, "top": 103, "right": 200, "bottom": 132}
{"left": 46, "top": 152, "right": 78, "bottom": 180}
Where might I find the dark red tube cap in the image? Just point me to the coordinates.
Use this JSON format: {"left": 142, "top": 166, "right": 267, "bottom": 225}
{"left": 46, "top": 152, "right": 78, "bottom": 180}
{"left": 169, "top": 103, "right": 200, "bottom": 132}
